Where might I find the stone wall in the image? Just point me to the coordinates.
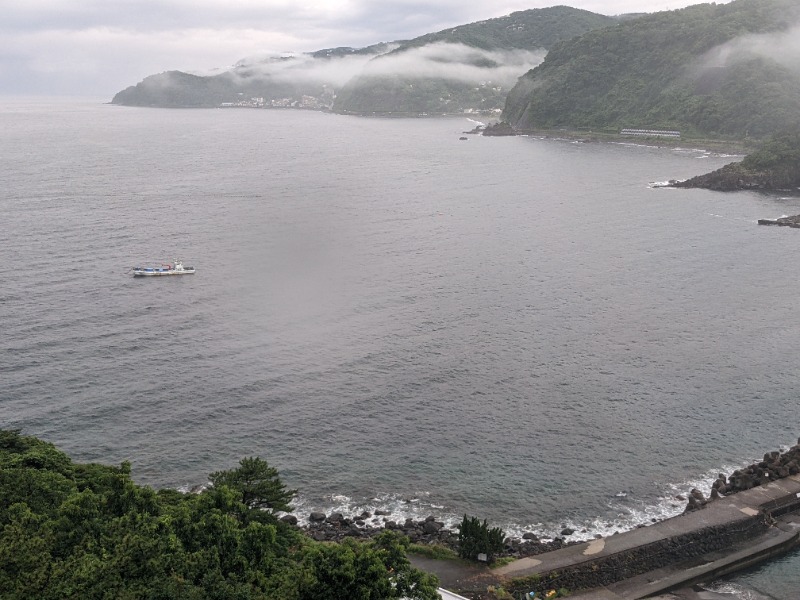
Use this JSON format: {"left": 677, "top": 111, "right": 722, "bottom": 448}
{"left": 508, "top": 514, "right": 769, "bottom": 596}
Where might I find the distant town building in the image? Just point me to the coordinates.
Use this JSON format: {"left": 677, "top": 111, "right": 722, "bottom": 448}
{"left": 621, "top": 128, "right": 681, "bottom": 138}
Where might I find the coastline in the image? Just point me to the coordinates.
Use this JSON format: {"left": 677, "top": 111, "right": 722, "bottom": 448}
{"left": 480, "top": 123, "right": 752, "bottom": 156}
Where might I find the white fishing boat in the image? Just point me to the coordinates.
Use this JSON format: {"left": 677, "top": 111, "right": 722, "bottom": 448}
{"left": 133, "top": 260, "right": 195, "bottom": 277}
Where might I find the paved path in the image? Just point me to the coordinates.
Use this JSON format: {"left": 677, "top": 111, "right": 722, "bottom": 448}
{"left": 412, "top": 475, "right": 800, "bottom": 599}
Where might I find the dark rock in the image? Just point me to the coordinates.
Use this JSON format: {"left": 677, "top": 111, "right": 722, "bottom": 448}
{"left": 309, "top": 512, "right": 326, "bottom": 522}
{"left": 561, "top": 528, "right": 575, "bottom": 536}
{"left": 523, "top": 532, "right": 539, "bottom": 541}
{"left": 281, "top": 515, "right": 298, "bottom": 526}
{"left": 482, "top": 121, "right": 516, "bottom": 136}
{"left": 423, "top": 521, "right": 442, "bottom": 534}
{"left": 326, "top": 512, "right": 344, "bottom": 524}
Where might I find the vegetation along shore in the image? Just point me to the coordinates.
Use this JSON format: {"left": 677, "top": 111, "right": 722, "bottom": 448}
{"left": 5, "top": 430, "right": 800, "bottom": 599}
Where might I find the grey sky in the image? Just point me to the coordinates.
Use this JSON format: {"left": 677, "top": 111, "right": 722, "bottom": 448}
{"left": 0, "top": 1, "right": 728, "bottom": 98}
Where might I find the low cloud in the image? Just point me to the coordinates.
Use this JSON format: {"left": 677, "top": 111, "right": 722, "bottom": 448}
{"left": 226, "top": 42, "right": 544, "bottom": 91}
{"left": 697, "top": 25, "right": 800, "bottom": 73}
{"left": 228, "top": 50, "right": 394, "bottom": 88}
{"left": 0, "top": 0, "right": 734, "bottom": 95}
{"left": 358, "top": 42, "right": 545, "bottom": 86}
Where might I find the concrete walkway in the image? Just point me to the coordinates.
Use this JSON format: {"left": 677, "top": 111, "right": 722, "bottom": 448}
{"left": 415, "top": 475, "right": 800, "bottom": 599}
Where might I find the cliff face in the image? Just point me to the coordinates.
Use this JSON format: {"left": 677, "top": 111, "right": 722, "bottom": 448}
{"left": 503, "top": 0, "right": 800, "bottom": 139}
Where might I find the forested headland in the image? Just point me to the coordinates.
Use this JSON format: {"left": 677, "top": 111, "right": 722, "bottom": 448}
{"left": 503, "top": 0, "right": 800, "bottom": 140}
{"left": 675, "top": 130, "right": 800, "bottom": 191}
{"left": 0, "top": 430, "right": 439, "bottom": 599}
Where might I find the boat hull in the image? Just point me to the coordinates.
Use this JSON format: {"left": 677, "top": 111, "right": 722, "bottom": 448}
{"left": 133, "top": 267, "right": 194, "bottom": 277}
{"left": 133, "top": 270, "right": 195, "bottom": 277}
{"left": 132, "top": 260, "right": 195, "bottom": 277}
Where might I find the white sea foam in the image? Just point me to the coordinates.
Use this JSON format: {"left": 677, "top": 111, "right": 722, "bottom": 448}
{"left": 706, "top": 582, "right": 776, "bottom": 599}
{"left": 291, "top": 490, "right": 465, "bottom": 530}
{"left": 287, "top": 463, "right": 744, "bottom": 545}
{"left": 648, "top": 180, "right": 682, "bottom": 188}
{"left": 498, "top": 464, "right": 741, "bottom": 543}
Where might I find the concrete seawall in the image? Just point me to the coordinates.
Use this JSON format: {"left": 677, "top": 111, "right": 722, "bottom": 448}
{"left": 494, "top": 475, "right": 800, "bottom": 598}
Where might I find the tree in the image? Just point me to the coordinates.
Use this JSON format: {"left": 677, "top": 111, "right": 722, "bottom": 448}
{"left": 209, "top": 457, "right": 296, "bottom": 514}
{"left": 458, "top": 514, "right": 505, "bottom": 563}
{"left": 298, "top": 533, "right": 439, "bottom": 600}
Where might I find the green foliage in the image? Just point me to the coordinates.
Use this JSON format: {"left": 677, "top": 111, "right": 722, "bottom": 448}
{"left": 487, "top": 584, "right": 514, "bottom": 599}
{"left": 334, "top": 7, "right": 616, "bottom": 115}
{"left": 491, "top": 555, "right": 517, "bottom": 568}
{"left": 679, "top": 129, "right": 800, "bottom": 190}
{"left": 504, "top": 0, "right": 800, "bottom": 139}
{"left": 742, "top": 131, "right": 800, "bottom": 171}
{"left": 408, "top": 543, "right": 460, "bottom": 560}
{"left": 209, "top": 456, "right": 297, "bottom": 515}
{"left": 395, "top": 6, "right": 616, "bottom": 53}
{"left": 0, "top": 430, "right": 439, "bottom": 599}
{"left": 114, "top": 7, "right": 615, "bottom": 113}
{"left": 458, "top": 514, "right": 505, "bottom": 562}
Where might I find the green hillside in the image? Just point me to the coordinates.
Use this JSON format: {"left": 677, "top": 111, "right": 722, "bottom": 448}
{"left": 112, "top": 7, "right": 616, "bottom": 113}
{"left": 676, "top": 130, "right": 800, "bottom": 190}
{"left": 388, "top": 5, "right": 617, "bottom": 52}
{"left": 0, "top": 430, "right": 439, "bottom": 599}
{"left": 111, "top": 44, "right": 391, "bottom": 109}
{"left": 333, "top": 6, "right": 617, "bottom": 115}
{"left": 503, "top": 0, "right": 800, "bottom": 139}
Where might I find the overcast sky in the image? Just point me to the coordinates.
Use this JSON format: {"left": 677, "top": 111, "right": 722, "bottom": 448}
{"left": 0, "top": 0, "right": 727, "bottom": 98}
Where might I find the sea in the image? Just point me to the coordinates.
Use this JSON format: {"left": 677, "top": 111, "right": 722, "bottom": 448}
{"left": 2, "top": 97, "right": 799, "bottom": 598}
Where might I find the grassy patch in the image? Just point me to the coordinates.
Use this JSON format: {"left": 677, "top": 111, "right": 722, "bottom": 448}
{"left": 491, "top": 556, "right": 517, "bottom": 568}
{"left": 408, "top": 543, "right": 460, "bottom": 561}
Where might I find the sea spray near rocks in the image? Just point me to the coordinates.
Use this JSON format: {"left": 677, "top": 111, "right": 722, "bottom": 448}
{"left": 685, "top": 438, "right": 800, "bottom": 513}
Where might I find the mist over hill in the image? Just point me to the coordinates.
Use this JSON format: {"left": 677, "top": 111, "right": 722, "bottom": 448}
{"left": 333, "top": 6, "right": 617, "bottom": 115}
{"left": 111, "top": 6, "right": 616, "bottom": 114}
{"left": 502, "top": 0, "right": 800, "bottom": 139}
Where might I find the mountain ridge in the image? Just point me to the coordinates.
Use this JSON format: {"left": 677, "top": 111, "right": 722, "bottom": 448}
{"left": 502, "top": 0, "right": 800, "bottom": 139}
{"left": 111, "top": 6, "right": 617, "bottom": 113}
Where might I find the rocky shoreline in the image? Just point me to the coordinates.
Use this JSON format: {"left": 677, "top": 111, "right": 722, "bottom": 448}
{"left": 682, "top": 438, "right": 800, "bottom": 513}
{"left": 278, "top": 439, "right": 800, "bottom": 564}
{"left": 673, "top": 162, "right": 800, "bottom": 192}
{"left": 281, "top": 510, "right": 579, "bottom": 560}
{"left": 757, "top": 214, "right": 800, "bottom": 227}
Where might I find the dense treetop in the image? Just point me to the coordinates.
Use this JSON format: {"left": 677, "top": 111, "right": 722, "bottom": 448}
{"left": 0, "top": 430, "right": 439, "bottom": 599}
{"left": 503, "top": 0, "right": 800, "bottom": 139}
{"left": 385, "top": 6, "right": 617, "bottom": 54}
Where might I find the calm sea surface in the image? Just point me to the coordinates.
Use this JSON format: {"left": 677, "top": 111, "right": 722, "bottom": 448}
{"left": 2, "top": 98, "right": 800, "bottom": 597}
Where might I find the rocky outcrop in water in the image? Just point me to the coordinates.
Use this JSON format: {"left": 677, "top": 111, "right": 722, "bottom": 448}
{"left": 674, "top": 131, "right": 800, "bottom": 193}
{"left": 482, "top": 122, "right": 517, "bottom": 136}
{"left": 673, "top": 162, "right": 800, "bottom": 192}
{"left": 686, "top": 439, "right": 800, "bottom": 513}
{"left": 758, "top": 214, "right": 800, "bottom": 227}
